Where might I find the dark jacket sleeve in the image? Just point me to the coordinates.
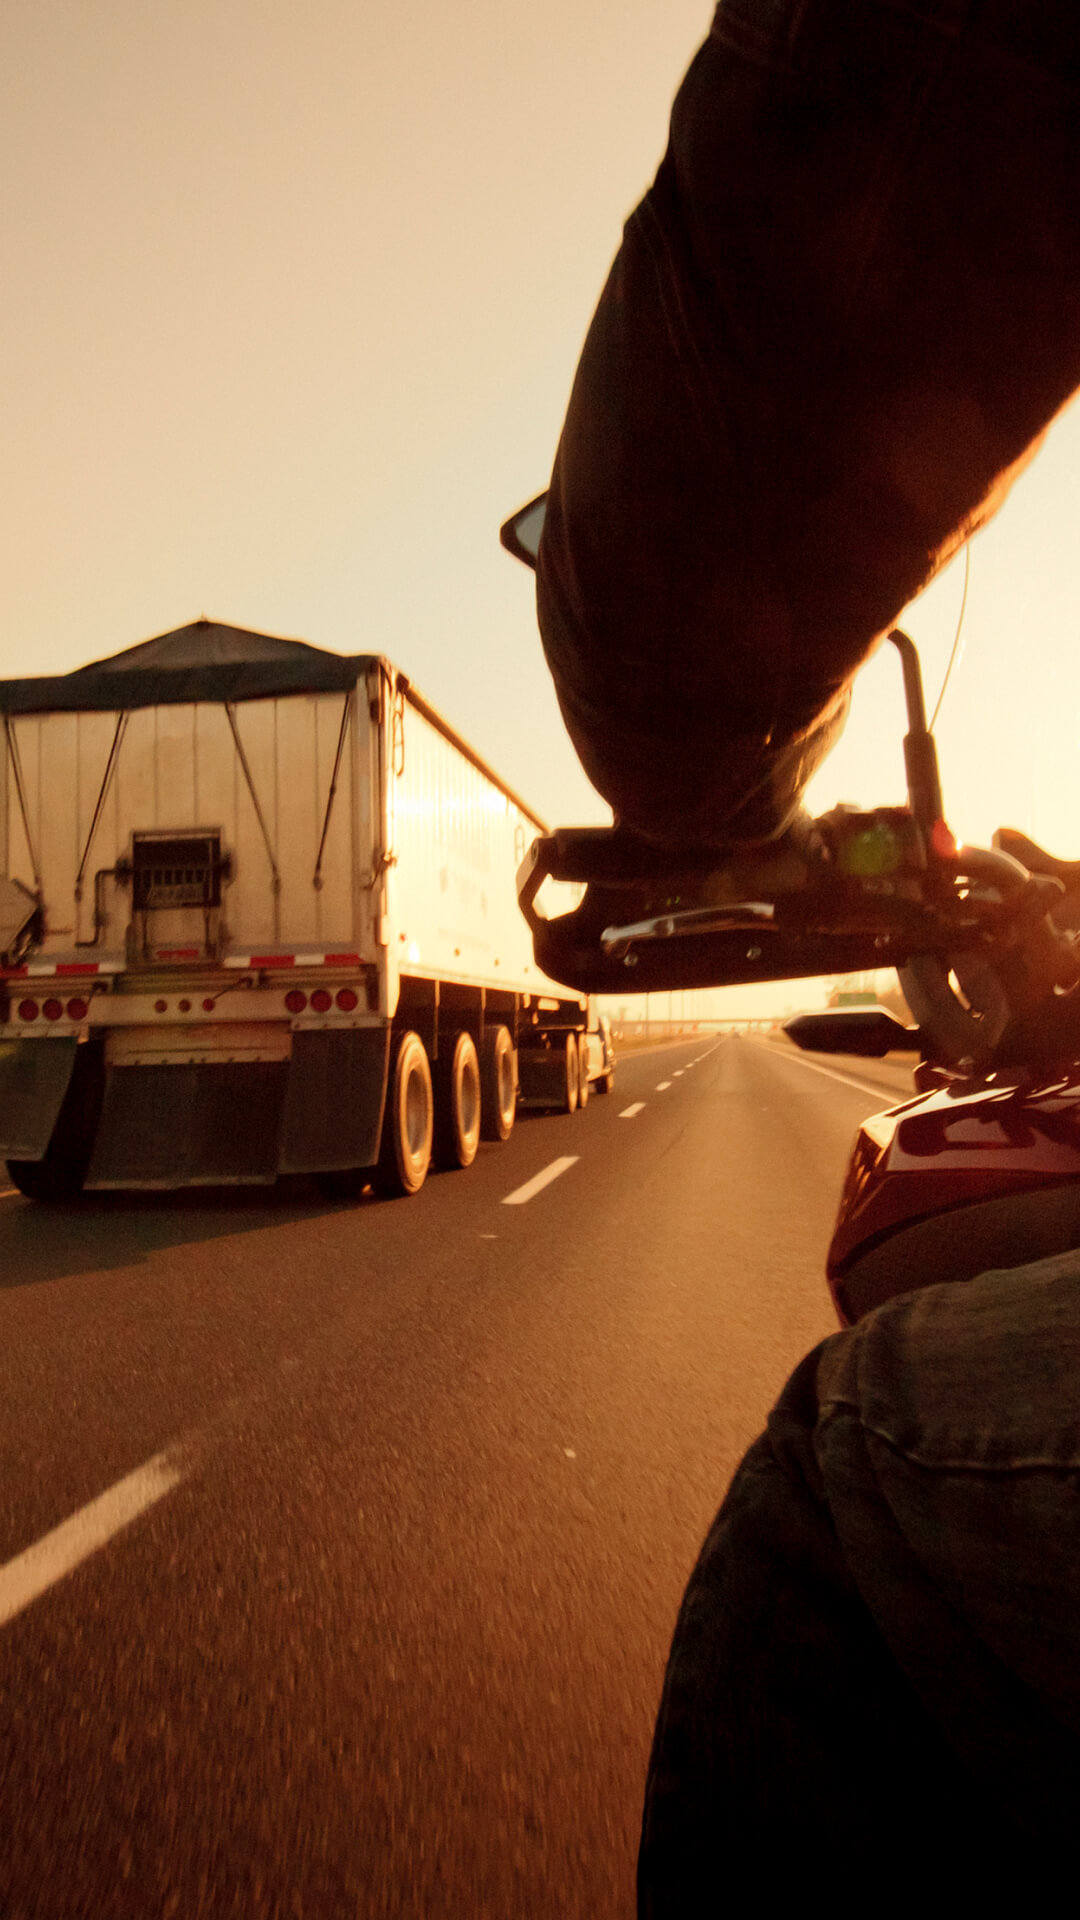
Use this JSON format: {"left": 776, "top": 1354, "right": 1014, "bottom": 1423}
{"left": 538, "top": 1, "right": 1080, "bottom": 847}
{"left": 638, "top": 1255, "right": 1080, "bottom": 1909}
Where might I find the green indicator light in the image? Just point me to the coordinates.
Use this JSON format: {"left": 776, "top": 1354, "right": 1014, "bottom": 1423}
{"left": 838, "top": 825, "right": 903, "bottom": 877}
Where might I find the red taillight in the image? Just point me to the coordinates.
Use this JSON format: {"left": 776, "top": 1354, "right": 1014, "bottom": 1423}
{"left": 154, "top": 999, "right": 167, "bottom": 1014}
{"left": 202, "top": 997, "right": 216, "bottom": 1013}
{"left": 66, "top": 997, "right": 89, "bottom": 1021}
{"left": 285, "top": 989, "right": 307, "bottom": 1014}
{"left": 179, "top": 998, "right": 191, "bottom": 1013}
{"left": 42, "top": 997, "right": 63, "bottom": 1021}
{"left": 18, "top": 998, "right": 38, "bottom": 1022}
{"left": 335, "top": 987, "right": 358, "bottom": 1011}
{"left": 311, "top": 988, "right": 332, "bottom": 1012}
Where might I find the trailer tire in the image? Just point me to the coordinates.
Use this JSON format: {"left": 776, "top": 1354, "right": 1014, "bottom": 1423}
{"left": 435, "top": 1030, "right": 481, "bottom": 1170}
{"left": 561, "top": 1033, "right": 579, "bottom": 1114}
{"left": 576, "top": 1034, "right": 589, "bottom": 1109}
{"left": 374, "top": 1031, "right": 433, "bottom": 1197}
{"left": 479, "top": 1025, "right": 516, "bottom": 1142}
{"left": 595, "top": 1068, "right": 613, "bottom": 1095}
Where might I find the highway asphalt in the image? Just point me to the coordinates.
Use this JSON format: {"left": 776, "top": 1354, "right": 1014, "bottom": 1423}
{"left": 0, "top": 1034, "right": 916, "bottom": 1919}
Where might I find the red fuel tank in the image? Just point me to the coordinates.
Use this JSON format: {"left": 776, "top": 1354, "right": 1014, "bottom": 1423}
{"left": 828, "top": 1069, "right": 1080, "bottom": 1325}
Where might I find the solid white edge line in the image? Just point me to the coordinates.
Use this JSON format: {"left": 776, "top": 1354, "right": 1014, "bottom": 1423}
{"left": 759, "top": 1044, "right": 913, "bottom": 1103}
{"left": 0, "top": 1450, "right": 184, "bottom": 1630}
{"left": 502, "top": 1155, "right": 580, "bottom": 1206}
{"left": 618, "top": 1102, "right": 645, "bottom": 1119}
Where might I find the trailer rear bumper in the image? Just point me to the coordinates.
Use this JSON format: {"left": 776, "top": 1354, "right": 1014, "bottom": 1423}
{"left": 1, "top": 1027, "right": 390, "bottom": 1188}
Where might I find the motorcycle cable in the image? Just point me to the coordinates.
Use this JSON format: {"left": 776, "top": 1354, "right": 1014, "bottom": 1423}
{"left": 928, "top": 541, "right": 971, "bottom": 733}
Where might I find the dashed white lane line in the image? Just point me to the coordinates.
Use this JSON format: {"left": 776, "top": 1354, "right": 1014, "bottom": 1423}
{"left": 0, "top": 1450, "right": 184, "bottom": 1631}
{"left": 619, "top": 1102, "right": 645, "bottom": 1119}
{"left": 655, "top": 1080, "right": 672, "bottom": 1091}
{"left": 673, "top": 1070, "right": 684, "bottom": 1077}
{"left": 502, "top": 1156, "right": 580, "bottom": 1206}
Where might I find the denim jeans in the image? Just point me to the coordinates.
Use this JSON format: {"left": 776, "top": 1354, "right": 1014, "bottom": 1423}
{"left": 637, "top": 1252, "right": 1080, "bottom": 1907}
{"left": 537, "top": 1, "right": 1080, "bottom": 846}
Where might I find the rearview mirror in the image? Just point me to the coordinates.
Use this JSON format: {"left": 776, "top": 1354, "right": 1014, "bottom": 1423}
{"left": 784, "top": 1008, "right": 920, "bottom": 1058}
{"left": 500, "top": 493, "right": 548, "bottom": 570}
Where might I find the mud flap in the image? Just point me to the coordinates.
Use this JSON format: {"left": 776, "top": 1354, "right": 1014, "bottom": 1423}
{"left": 85, "top": 1061, "right": 288, "bottom": 1187}
{"left": 0, "top": 1037, "right": 80, "bottom": 1159}
{"left": 517, "top": 1048, "right": 572, "bottom": 1109}
{"left": 279, "top": 1028, "right": 389, "bottom": 1173}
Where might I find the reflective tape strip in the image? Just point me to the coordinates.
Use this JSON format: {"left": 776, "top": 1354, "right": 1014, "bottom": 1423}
{"left": 8, "top": 952, "right": 365, "bottom": 979}
{"left": 12, "top": 957, "right": 123, "bottom": 978}
{"left": 26, "top": 960, "right": 101, "bottom": 976}
{"left": 226, "top": 953, "right": 297, "bottom": 969}
{"left": 225, "top": 952, "right": 363, "bottom": 970}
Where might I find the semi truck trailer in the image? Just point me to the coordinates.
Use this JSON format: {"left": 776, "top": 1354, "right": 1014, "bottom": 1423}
{"left": 0, "top": 619, "right": 610, "bottom": 1201}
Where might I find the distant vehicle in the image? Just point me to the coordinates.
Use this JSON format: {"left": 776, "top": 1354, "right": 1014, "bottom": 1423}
{"left": 785, "top": 1005, "right": 916, "bottom": 1059}
{"left": 0, "top": 620, "right": 604, "bottom": 1201}
{"left": 583, "top": 1012, "right": 616, "bottom": 1096}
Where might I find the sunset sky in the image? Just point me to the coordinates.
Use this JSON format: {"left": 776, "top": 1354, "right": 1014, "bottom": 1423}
{"left": 5, "top": 1, "right": 1080, "bottom": 1017}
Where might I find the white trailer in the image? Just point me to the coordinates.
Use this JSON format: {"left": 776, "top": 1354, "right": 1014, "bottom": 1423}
{"left": 0, "top": 620, "right": 607, "bottom": 1200}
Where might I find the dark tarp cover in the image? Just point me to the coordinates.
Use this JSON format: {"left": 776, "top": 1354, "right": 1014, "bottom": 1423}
{"left": 0, "top": 620, "right": 376, "bottom": 714}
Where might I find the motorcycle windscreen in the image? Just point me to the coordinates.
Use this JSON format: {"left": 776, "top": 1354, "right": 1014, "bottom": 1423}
{"left": 0, "top": 1037, "right": 79, "bottom": 1160}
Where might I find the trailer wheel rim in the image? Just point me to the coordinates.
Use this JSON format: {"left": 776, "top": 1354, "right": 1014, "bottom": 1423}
{"left": 495, "top": 1046, "right": 513, "bottom": 1125}
{"left": 386, "top": 1032, "right": 433, "bottom": 1193}
{"left": 404, "top": 1058, "right": 430, "bottom": 1166}
{"left": 459, "top": 1046, "right": 481, "bottom": 1150}
{"left": 563, "top": 1033, "right": 578, "bottom": 1112}
{"left": 480, "top": 1025, "right": 516, "bottom": 1142}
{"left": 441, "top": 1030, "right": 481, "bottom": 1167}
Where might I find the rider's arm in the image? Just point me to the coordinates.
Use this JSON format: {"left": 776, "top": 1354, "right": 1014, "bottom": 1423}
{"left": 537, "top": 2, "right": 1080, "bottom": 848}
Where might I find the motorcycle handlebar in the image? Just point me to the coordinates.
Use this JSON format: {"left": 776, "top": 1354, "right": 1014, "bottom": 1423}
{"left": 517, "top": 815, "right": 1068, "bottom": 1001}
